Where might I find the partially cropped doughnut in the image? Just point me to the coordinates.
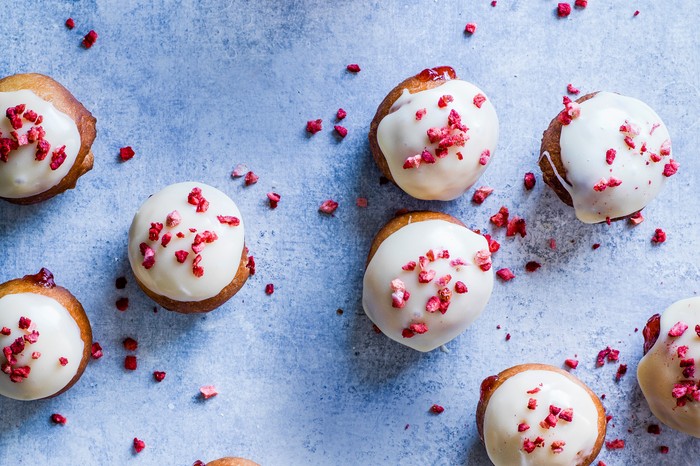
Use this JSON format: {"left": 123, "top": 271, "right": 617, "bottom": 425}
{"left": 369, "top": 66, "right": 499, "bottom": 201}
{"left": 128, "top": 182, "right": 249, "bottom": 314}
{"left": 205, "top": 458, "right": 260, "bottom": 466}
{"left": 638, "top": 297, "right": 700, "bottom": 438}
{"left": 0, "top": 268, "right": 92, "bottom": 400}
{"left": 362, "top": 211, "right": 494, "bottom": 352}
{"left": 476, "top": 364, "right": 606, "bottom": 466}
{"left": 539, "top": 91, "right": 676, "bottom": 223}
{"left": 0, "top": 73, "right": 96, "bottom": 204}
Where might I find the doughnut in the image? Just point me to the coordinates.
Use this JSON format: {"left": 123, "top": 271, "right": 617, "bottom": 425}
{"left": 638, "top": 297, "right": 700, "bottom": 437}
{"left": 0, "top": 268, "right": 92, "bottom": 400}
{"left": 0, "top": 73, "right": 96, "bottom": 204}
{"left": 476, "top": 364, "right": 606, "bottom": 465}
{"left": 362, "top": 211, "right": 494, "bottom": 352}
{"left": 539, "top": 91, "right": 676, "bottom": 223}
{"left": 128, "top": 182, "right": 249, "bottom": 314}
{"left": 205, "top": 458, "right": 260, "bottom": 466}
{"left": 368, "top": 66, "right": 499, "bottom": 201}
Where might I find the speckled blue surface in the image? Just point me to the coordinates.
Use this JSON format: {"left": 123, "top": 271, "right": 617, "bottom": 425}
{"left": 0, "top": 1, "right": 698, "bottom": 465}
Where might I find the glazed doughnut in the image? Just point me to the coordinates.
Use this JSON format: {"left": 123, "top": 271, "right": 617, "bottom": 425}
{"left": 539, "top": 91, "right": 676, "bottom": 223}
{"left": 368, "top": 66, "right": 499, "bottom": 201}
{"left": 476, "top": 364, "right": 606, "bottom": 466}
{"left": 128, "top": 182, "right": 249, "bottom": 313}
{"left": 638, "top": 297, "right": 700, "bottom": 437}
{"left": 206, "top": 458, "right": 260, "bottom": 466}
{"left": 362, "top": 211, "right": 494, "bottom": 352}
{"left": 0, "top": 73, "right": 96, "bottom": 204}
{"left": 0, "top": 268, "right": 92, "bottom": 400}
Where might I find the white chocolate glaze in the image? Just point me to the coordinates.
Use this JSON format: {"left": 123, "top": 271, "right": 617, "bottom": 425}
{"left": 377, "top": 80, "right": 499, "bottom": 201}
{"left": 0, "top": 293, "right": 84, "bottom": 400}
{"left": 638, "top": 297, "right": 700, "bottom": 437}
{"left": 0, "top": 90, "right": 81, "bottom": 198}
{"left": 128, "top": 182, "right": 245, "bottom": 302}
{"left": 484, "top": 369, "right": 601, "bottom": 466}
{"left": 549, "top": 92, "right": 673, "bottom": 223}
{"left": 362, "top": 218, "right": 493, "bottom": 352}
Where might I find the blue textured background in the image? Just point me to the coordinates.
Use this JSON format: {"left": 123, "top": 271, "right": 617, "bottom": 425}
{"left": 0, "top": 1, "right": 698, "bottom": 464}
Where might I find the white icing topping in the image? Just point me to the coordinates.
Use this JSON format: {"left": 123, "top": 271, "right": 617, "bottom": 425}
{"left": 0, "top": 90, "right": 81, "bottom": 198}
{"left": 484, "top": 369, "right": 601, "bottom": 466}
{"left": 638, "top": 297, "right": 700, "bottom": 438}
{"left": 128, "top": 182, "right": 245, "bottom": 302}
{"left": 554, "top": 92, "right": 673, "bottom": 223}
{"left": 0, "top": 293, "right": 84, "bottom": 401}
{"left": 376, "top": 80, "right": 499, "bottom": 201}
{"left": 362, "top": 218, "right": 493, "bottom": 352}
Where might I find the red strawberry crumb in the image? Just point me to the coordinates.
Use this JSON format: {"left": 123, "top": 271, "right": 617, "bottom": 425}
{"left": 490, "top": 206, "right": 509, "bottom": 227}
{"left": 506, "top": 217, "right": 527, "bottom": 237}
{"left": 549, "top": 238, "right": 557, "bottom": 250}
{"left": 525, "top": 261, "right": 541, "bottom": 272}
{"left": 454, "top": 281, "right": 467, "bottom": 294}
{"left": 497, "top": 269, "right": 515, "bottom": 281}
{"left": 668, "top": 321, "right": 688, "bottom": 337}
{"left": 50, "top": 146, "right": 67, "bottom": 170}
{"left": 647, "top": 424, "right": 661, "bottom": 435}
{"left": 346, "top": 64, "right": 361, "bottom": 73}
{"left": 663, "top": 160, "right": 679, "bottom": 177}
{"left": 592, "top": 243, "right": 600, "bottom": 250}
{"left": 605, "top": 148, "right": 616, "bottom": 165}
{"left": 615, "top": 364, "right": 628, "bottom": 381}
{"left": 633, "top": 10, "right": 640, "bottom": 17}
{"left": 605, "top": 439, "right": 625, "bottom": 450}
{"left": 65, "top": 18, "right": 75, "bottom": 29}
{"left": 696, "top": 325, "right": 700, "bottom": 337}
{"left": 472, "top": 186, "right": 493, "bottom": 204}
{"left": 551, "top": 440, "right": 566, "bottom": 454}
{"left": 429, "top": 404, "right": 444, "bottom": 414}
{"left": 575, "top": 0, "right": 587, "bottom": 7}
{"left": 319, "top": 199, "right": 339, "bottom": 215}
{"left": 18, "top": 317, "right": 31, "bottom": 329}
{"left": 124, "top": 355, "right": 137, "bottom": 371}
{"left": 116, "top": 297, "right": 129, "bottom": 311}
{"left": 651, "top": 228, "right": 666, "bottom": 244}
{"left": 265, "top": 283, "right": 274, "bottom": 295}
{"left": 518, "top": 423, "right": 530, "bottom": 432}
{"left": 200, "top": 385, "right": 218, "bottom": 399}
{"left": 334, "top": 125, "right": 348, "bottom": 138}
{"left": 51, "top": 413, "right": 67, "bottom": 425}
{"left": 82, "top": 30, "right": 98, "bottom": 49}
{"left": 527, "top": 398, "right": 537, "bottom": 410}
{"left": 659, "top": 446, "right": 668, "bottom": 454}
{"left": 567, "top": 83, "right": 580, "bottom": 95}
{"left": 505, "top": 333, "right": 511, "bottom": 341}
{"left": 479, "top": 149, "right": 491, "bottom": 165}
{"left": 59, "top": 357, "right": 68, "bottom": 366}
{"left": 523, "top": 172, "right": 536, "bottom": 190}
{"left": 306, "top": 119, "right": 322, "bottom": 134}
{"left": 336, "top": 108, "right": 347, "bottom": 120}
{"left": 438, "top": 95, "right": 454, "bottom": 108}
{"left": 175, "top": 250, "right": 189, "bottom": 263}
{"left": 133, "top": 438, "right": 145, "bottom": 453}
{"left": 244, "top": 171, "right": 259, "bottom": 186}
{"left": 0, "top": 327, "right": 10, "bottom": 336}
{"left": 409, "top": 322, "right": 429, "bottom": 334}
{"left": 415, "top": 108, "right": 426, "bottom": 120}
{"left": 356, "top": 197, "right": 368, "bottom": 208}
{"left": 231, "top": 164, "right": 248, "bottom": 178}
{"left": 91, "top": 342, "right": 103, "bottom": 359}
{"left": 246, "top": 255, "right": 256, "bottom": 275}
{"left": 153, "top": 371, "right": 166, "bottom": 382}
{"left": 266, "top": 192, "right": 281, "bottom": 209}
{"left": 217, "top": 215, "right": 240, "bottom": 226}
{"left": 475, "top": 249, "right": 492, "bottom": 271}
{"left": 464, "top": 23, "right": 477, "bottom": 35}
{"left": 123, "top": 337, "right": 138, "bottom": 351}
{"left": 484, "top": 234, "right": 500, "bottom": 253}
{"left": 116, "top": 276, "right": 127, "bottom": 289}
{"left": 565, "top": 359, "right": 578, "bottom": 369}
{"left": 598, "top": 462, "right": 607, "bottom": 466}
{"left": 629, "top": 212, "right": 644, "bottom": 225}
{"left": 557, "top": 3, "right": 572, "bottom": 17}
{"left": 119, "top": 146, "right": 135, "bottom": 161}
{"left": 402, "top": 261, "right": 416, "bottom": 271}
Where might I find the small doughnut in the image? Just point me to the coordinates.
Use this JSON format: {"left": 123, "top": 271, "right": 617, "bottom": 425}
{"left": 206, "top": 458, "right": 260, "bottom": 466}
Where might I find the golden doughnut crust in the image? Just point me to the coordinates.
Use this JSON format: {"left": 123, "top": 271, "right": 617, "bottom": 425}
{"left": 207, "top": 457, "right": 261, "bottom": 466}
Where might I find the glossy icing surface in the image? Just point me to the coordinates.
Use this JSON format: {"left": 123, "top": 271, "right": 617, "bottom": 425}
{"left": 0, "top": 293, "right": 83, "bottom": 401}
{"left": 484, "top": 369, "right": 600, "bottom": 466}
{"left": 377, "top": 79, "right": 499, "bottom": 201}
{"left": 128, "top": 182, "right": 245, "bottom": 302}
{"left": 0, "top": 90, "right": 80, "bottom": 198}
{"left": 362, "top": 218, "right": 494, "bottom": 352}
{"left": 638, "top": 297, "right": 700, "bottom": 438}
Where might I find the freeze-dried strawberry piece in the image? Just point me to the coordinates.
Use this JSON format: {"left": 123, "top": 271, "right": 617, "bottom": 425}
{"left": 525, "top": 261, "right": 541, "bottom": 272}
{"left": 479, "top": 149, "right": 491, "bottom": 165}
{"left": 306, "top": 119, "right": 322, "bottom": 134}
{"left": 346, "top": 64, "right": 361, "bottom": 72}
{"left": 231, "top": 164, "right": 248, "bottom": 178}
{"left": 51, "top": 413, "right": 67, "bottom": 424}
{"left": 334, "top": 125, "right": 348, "bottom": 138}
{"left": 663, "top": 159, "right": 679, "bottom": 177}
{"left": 59, "top": 357, "right": 69, "bottom": 366}
{"left": 123, "top": 337, "right": 138, "bottom": 351}
{"left": 265, "top": 283, "right": 274, "bottom": 295}
{"left": 175, "top": 250, "right": 188, "bottom": 263}
{"left": 551, "top": 441, "right": 566, "bottom": 454}
{"left": 558, "top": 408, "right": 573, "bottom": 422}
{"left": 605, "top": 439, "right": 625, "bottom": 450}
{"left": 647, "top": 425, "right": 661, "bottom": 436}
{"left": 119, "top": 146, "right": 135, "bottom": 161}
{"left": 65, "top": 18, "right": 75, "bottom": 29}
{"left": 200, "top": 385, "right": 218, "bottom": 399}
{"left": 319, "top": 199, "right": 338, "bottom": 214}
{"left": 615, "top": 364, "right": 628, "bottom": 381}
{"left": 91, "top": 342, "right": 103, "bottom": 359}
{"left": 415, "top": 108, "right": 426, "bottom": 120}
{"left": 133, "top": 438, "right": 146, "bottom": 453}
{"left": 454, "top": 281, "right": 467, "bottom": 294}
{"left": 518, "top": 423, "right": 530, "bottom": 432}
{"left": 140, "top": 243, "right": 156, "bottom": 269}
{"left": 153, "top": 371, "right": 166, "bottom": 382}
{"left": 116, "top": 297, "right": 129, "bottom": 311}
{"left": 160, "top": 233, "right": 172, "bottom": 247}
{"left": 651, "top": 228, "right": 666, "bottom": 244}
{"left": 483, "top": 234, "right": 500, "bottom": 253}
{"left": 148, "top": 222, "right": 163, "bottom": 241}
{"left": 244, "top": 171, "right": 259, "bottom": 186}
{"left": 267, "top": 192, "right": 281, "bottom": 209}
{"left": 0, "top": 327, "right": 10, "bottom": 336}
{"left": 409, "top": 322, "right": 428, "bottom": 334}
{"left": 438, "top": 95, "right": 454, "bottom": 108}
{"left": 523, "top": 172, "right": 536, "bottom": 190}
{"left": 472, "top": 186, "right": 493, "bottom": 204}
{"left": 192, "top": 254, "right": 204, "bottom": 277}
{"left": 567, "top": 83, "right": 580, "bottom": 94}
{"left": 18, "top": 317, "right": 31, "bottom": 330}
{"left": 430, "top": 404, "right": 444, "bottom": 414}
{"left": 50, "top": 146, "right": 67, "bottom": 170}
{"left": 336, "top": 108, "right": 347, "bottom": 120}
{"left": 124, "top": 355, "right": 137, "bottom": 370}
{"left": 475, "top": 249, "right": 492, "bottom": 271}
{"left": 355, "top": 197, "right": 368, "bottom": 208}
{"left": 82, "top": 30, "right": 98, "bottom": 49}
{"left": 217, "top": 215, "right": 240, "bottom": 226}
{"left": 246, "top": 255, "right": 256, "bottom": 275}
{"left": 418, "top": 270, "right": 436, "bottom": 283}
{"left": 668, "top": 321, "right": 688, "bottom": 337}
{"left": 564, "top": 359, "right": 578, "bottom": 369}
{"left": 527, "top": 398, "right": 537, "bottom": 410}
{"left": 464, "top": 23, "right": 477, "bottom": 35}
{"left": 605, "top": 148, "right": 616, "bottom": 165}
{"left": 490, "top": 206, "right": 509, "bottom": 227}
{"left": 506, "top": 217, "right": 527, "bottom": 237}
{"left": 574, "top": 0, "right": 587, "bottom": 7}
{"left": 497, "top": 268, "right": 515, "bottom": 281}
{"left": 557, "top": 3, "right": 572, "bottom": 17}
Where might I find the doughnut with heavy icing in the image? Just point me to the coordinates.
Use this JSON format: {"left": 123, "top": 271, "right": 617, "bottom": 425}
{"left": 362, "top": 211, "right": 494, "bottom": 352}
{"left": 369, "top": 67, "right": 499, "bottom": 201}
{"left": 128, "top": 182, "right": 249, "bottom": 313}
{"left": 539, "top": 91, "right": 676, "bottom": 224}
{"left": 0, "top": 73, "right": 95, "bottom": 204}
